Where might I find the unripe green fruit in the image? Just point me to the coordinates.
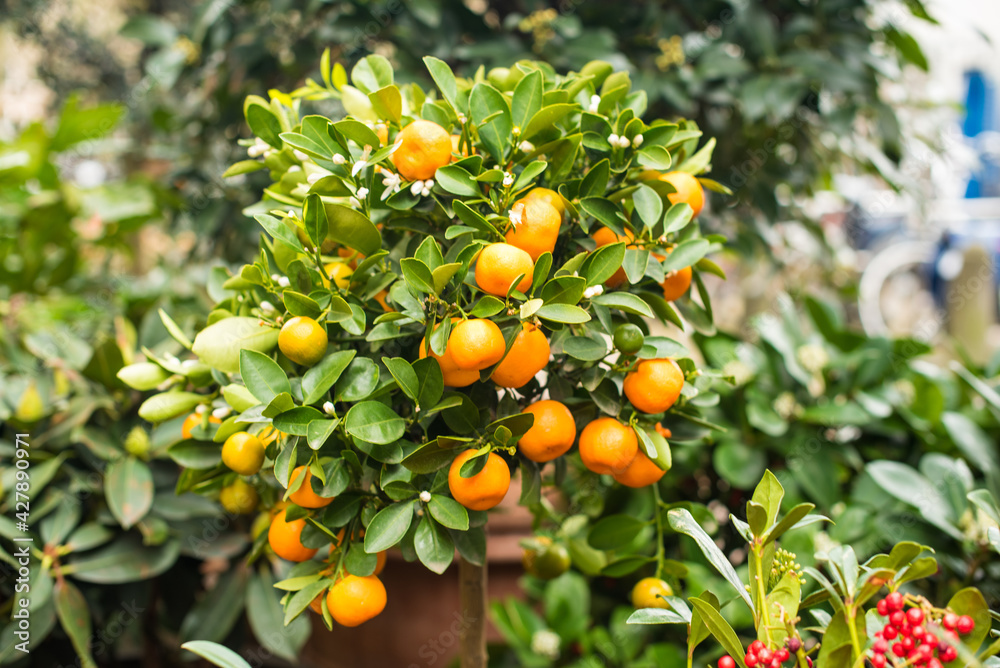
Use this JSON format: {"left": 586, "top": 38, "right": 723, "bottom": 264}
{"left": 117, "top": 363, "right": 171, "bottom": 391}
{"left": 487, "top": 67, "right": 511, "bottom": 90}
{"left": 613, "top": 323, "right": 645, "bottom": 355}
{"left": 124, "top": 426, "right": 151, "bottom": 459}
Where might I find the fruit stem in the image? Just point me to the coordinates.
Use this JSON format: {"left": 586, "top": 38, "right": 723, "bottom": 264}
{"left": 652, "top": 483, "right": 665, "bottom": 579}
{"left": 458, "top": 556, "right": 488, "bottom": 668}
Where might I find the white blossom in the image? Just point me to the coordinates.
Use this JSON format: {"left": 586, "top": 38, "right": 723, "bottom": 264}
{"left": 260, "top": 301, "right": 275, "bottom": 313}
{"left": 351, "top": 145, "right": 374, "bottom": 177}
{"left": 509, "top": 205, "right": 524, "bottom": 228}
{"left": 323, "top": 401, "right": 336, "bottom": 416}
{"left": 270, "top": 273, "right": 281, "bottom": 281}
{"left": 349, "top": 197, "right": 361, "bottom": 209}
{"left": 617, "top": 135, "right": 632, "bottom": 148}
{"left": 247, "top": 137, "right": 270, "bottom": 157}
{"left": 292, "top": 149, "right": 308, "bottom": 161}
{"left": 421, "top": 179, "right": 433, "bottom": 197}
{"left": 608, "top": 133, "right": 619, "bottom": 146}
{"left": 380, "top": 171, "right": 402, "bottom": 200}
{"left": 212, "top": 406, "right": 232, "bottom": 420}
{"left": 410, "top": 179, "right": 425, "bottom": 196}
{"left": 531, "top": 630, "right": 560, "bottom": 660}
{"left": 306, "top": 170, "right": 328, "bottom": 184}
{"left": 502, "top": 172, "right": 514, "bottom": 187}
{"left": 632, "top": 134, "right": 644, "bottom": 147}
{"left": 419, "top": 491, "right": 432, "bottom": 503}
{"left": 332, "top": 153, "right": 346, "bottom": 165}
{"left": 195, "top": 404, "right": 208, "bottom": 415}
{"left": 588, "top": 94, "right": 601, "bottom": 113}
{"left": 277, "top": 276, "right": 290, "bottom": 288}
{"left": 356, "top": 187, "right": 369, "bottom": 199}
{"left": 512, "top": 126, "right": 521, "bottom": 137}
{"left": 583, "top": 284, "right": 604, "bottom": 299}
{"left": 518, "top": 140, "right": 535, "bottom": 153}
{"left": 287, "top": 165, "right": 302, "bottom": 173}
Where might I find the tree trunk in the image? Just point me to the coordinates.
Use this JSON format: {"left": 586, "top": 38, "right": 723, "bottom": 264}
{"left": 459, "top": 556, "right": 488, "bottom": 668}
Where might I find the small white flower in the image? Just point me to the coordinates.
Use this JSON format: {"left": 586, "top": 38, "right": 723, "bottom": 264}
{"left": 588, "top": 94, "right": 601, "bottom": 113}
{"left": 323, "top": 401, "right": 336, "bottom": 416}
{"left": 502, "top": 172, "right": 514, "bottom": 187}
{"left": 293, "top": 149, "right": 308, "bottom": 161}
{"left": 583, "top": 284, "right": 604, "bottom": 299}
{"left": 608, "top": 133, "right": 619, "bottom": 146}
{"left": 518, "top": 140, "right": 535, "bottom": 153}
{"left": 380, "top": 172, "right": 402, "bottom": 201}
{"left": 351, "top": 145, "right": 374, "bottom": 177}
{"left": 421, "top": 183, "right": 432, "bottom": 197}
{"left": 419, "top": 491, "right": 432, "bottom": 503}
{"left": 287, "top": 209, "right": 296, "bottom": 217}
{"left": 260, "top": 301, "right": 275, "bottom": 313}
{"left": 270, "top": 273, "right": 281, "bottom": 281}
{"left": 263, "top": 148, "right": 276, "bottom": 159}
{"left": 356, "top": 187, "right": 369, "bottom": 199}
{"left": 349, "top": 197, "right": 361, "bottom": 209}
{"left": 277, "top": 276, "right": 290, "bottom": 288}
{"left": 457, "top": 112, "right": 467, "bottom": 124}
{"left": 633, "top": 134, "right": 644, "bottom": 147}
{"left": 512, "top": 126, "right": 521, "bottom": 137}
{"left": 236, "top": 294, "right": 244, "bottom": 302}
{"left": 287, "top": 165, "right": 302, "bottom": 173}
{"left": 212, "top": 406, "right": 232, "bottom": 420}
{"left": 410, "top": 180, "right": 425, "bottom": 196}
{"left": 195, "top": 404, "right": 208, "bottom": 415}
{"left": 306, "top": 171, "right": 327, "bottom": 184}
{"left": 181, "top": 359, "right": 200, "bottom": 370}
{"left": 332, "top": 153, "right": 346, "bottom": 165}
{"left": 509, "top": 204, "right": 524, "bottom": 228}
{"left": 247, "top": 138, "right": 270, "bottom": 157}
{"left": 617, "top": 135, "right": 632, "bottom": 148}
{"left": 531, "top": 630, "right": 561, "bottom": 660}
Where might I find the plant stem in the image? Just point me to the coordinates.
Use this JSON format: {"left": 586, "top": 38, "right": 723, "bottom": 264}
{"left": 845, "top": 606, "right": 863, "bottom": 664}
{"left": 652, "top": 484, "right": 665, "bottom": 578}
{"left": 459, "top": 556, "right": 488, "bottom": 668}
{"left": 754, "top": 543, "right": 771, "bottom": 642}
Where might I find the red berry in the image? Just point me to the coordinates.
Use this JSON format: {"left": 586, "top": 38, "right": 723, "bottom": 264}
{"left": 907, "top": 608, "right": 926, "bottom": 626}
{"left": 877, "top": 599, "right": 889, "bottom": 616}
{"left": 956, "top": 616, "right": 974, "bottom": 635}
{"left": 786, "top": 638, "right": 802, "bottom": 653}
{"left": 872, "top": 654, "right": 887, "bottom": 668}
{"left": 942, "top": 613, "right": 959, "bottom": 630}
{"left": 873, "top": 639, "right": 888, "bottom": 654}
{"left": 902, "top": 637, "right": 915, "bottom": 651}
{"left": 911, "top": 625, "right": 926, "bottom": 641}
{"left": 883, "top": 625, "right": 898, "bottom": 640}
{"left": 746, "top": 653, "right": 758, "bottom": 667}
{"left": 719, "top": 656, "right": 737, "bottom": 668}
{"left": 940, "top": 646, "right": 957, "bottom": 663}
{"left": 750, "top": 641, "right": 765, "bottom": 654}
{"left": 775, "top": 649, "right": 790, "bottom": 662}
{"left": 806, "top": 658, "right": 813, "bottom": 668}
{"left": 769, "top": 660, "right": 780, "bottom": 668}
{"left": 890, "top": 611, "right": 906, "bottom": 628}
{"left": 928, "top": 659, "right": 943, "bottom": 668}
{"left": 914, "top": 644, "right": 934, "bottom": 663}
{"left": 758, "top": 649, "right": 773, "bottom": 663}
{"left": 886, "top": 592, "right": 904, "bottom": 612}
{"left": 893, "top": 643, "right": 906, "bottom": 657}
{"left": 944, "top": 630, "right": 959, "bottom": 644}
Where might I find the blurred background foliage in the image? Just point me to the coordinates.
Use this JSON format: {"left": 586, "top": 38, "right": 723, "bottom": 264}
{"left": 3, "top": 0, "right": 997, "bottom": 666}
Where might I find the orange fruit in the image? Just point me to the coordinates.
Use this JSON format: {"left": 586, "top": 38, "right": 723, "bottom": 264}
{"left": 289, "top": 465, "right": 335, "bottom": 509}
{"left": 310, "top": 591, "right": 327, "bottom": 615}
{"left": 219, "top": 479, "right": 259, "bottom": 514}
{"left": 505, "top": 198, "right": 561, "bottom": 261}
{"left": 492, "top": 323, "right": 549, "bottom": 389}
{"left": 258, "top": 425, "right": 283, "bottom": 446}
{"left": 374, "top": 290, "right": 393, "bottom": 312}
{"left": 391, "top": 119, "right": 452, "bottom": 181}
{"left": 268, "top": 509, "right": 319, "bottom": 562}
{"left": 181, "top": 412, "right": 221, "bottom": 440}
{"left": 612, "top": 449, "right": 667, "bottom": 488}
{"left": 623, "top": 359, "right": 684, "bottom": 414}
{"left": 326, "top": 574, "right": 387, "bottom": 627}
{"left": 337, "top": 246, "right": 364, "bottom": 269}
{"left": 475, "top": 243, "right": 534, "bottom": 296}
{"left": 376, "top": 124, "right": 389, "bottom": 146}
{"left": 278, "top": 316, "right": 328, "bottom": 366}
{"left": 654, "top": 423, "right": 672, "bottom": 439}
{"left": 448, "top": 450, "right": 511, "bottom": 511}
{"left": 323, "top": 262, "right": 353, "bottom": 289}
{"left": 661, "top": 266, "right": 692, "bottom": 301}
{"left": 578, "top": 417, "right": 638, "bottom": 475}
{"left": 591, "top": 226, "right": 636, "bottom": 288}
{"left": 525, "top": 187, "right": 566, "bottom": 217}
{"left": 374, "top": 549, "right": 387, "bottom": 576}
{"left": 221, "top": 432, "right": 265, "bottom": 475}
{"left": 448, "top": 319, "right": 505, "bottom": 371}
{"left": 518, "top": 400, "right": 576, "bottom": 462}
{"left": 631, "top": 577, "right": 674, "bottom": 609}
{"left": 659, "top": 171, "right": 704, "bottom": 216}
{"left": 419, "top": 320, "right": 480, "bottom": 388}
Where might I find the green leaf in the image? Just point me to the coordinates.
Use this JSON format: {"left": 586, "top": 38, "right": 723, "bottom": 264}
{"left": 400, "top": 257, "right": 436, "bottom": 294}
{"left": 662, "top": 203, "right": 694, "bottom": 234}
{"left": 687, "top": 598, "right": 747, "bottom": 668}
{"left": 522, "top": 103, "right": 578, "bottom": 141}
{"left": 588, "top": 514, "right": 645, "bottom": 550}
{"left": 302, "top": 350, "right": 357, "bottom": 405}
{"left": 632, "top": 184, "right": 663, "bottom": 229}
{"left": 105, "top": 457, "right": 153, "bottom": 529}
{"left": 138, "top": 391, "right": 205, "bottom": 423}
{"left": 369, "top": 84, "right": 402, "bottom": 123}
{"left": 535, "top": 304, "right": 590, "bottom": 324}
{"left": 512, "top": 70, "right": 543, "bottom": 131}
{"left": 55, "top": 581, "right": 97, "bottom": 668}
{"left": 764, "top": 503, "right": 816, "bottom": 544}
{"left": 302, "top": 193, "right": 329, "bottom": 249}
{"left": 435, "top": 165, "right": 481, "bottom": 197}
{"left": 345, "top": 401, "right": 405, "bottom": 445}
{"left": 423, "top": 56, "right": 458, "bottom": 110}
{"left": 68, "top": 535, "right": 179, "bottom": 584}
{"left": 414, "top": 516, "right": 455, "bottom": 574}
{"left": 668, "top": 509, "right": 753, "bottom": 612}
{"left": 661, "top": 239, "right": 710, "bottom": 272}
{"left": 167, "top": 441, "right": 222, "bottom": 469}
{"left": 117, "top": 362, "right": 171, "bottom": 391}
{"left": 762, "top": 571, "right": 801, "bottom": 644}
{"left": 240, "top": 349, "right": 291, "bottom": 404}
{"left": 413, "top": 357, "right": 444, "bottom": 411}
{"left": 947, "top": 587, "right": 990, "bottom": 652}
{"left": 282, "top": 291, "right": 321, "bottom": 319}
{"left": 323, "top": 202, "right": 382, "bottom": 256}
{"left": 181, "top": 641, "right": 253, "bottom": 668}
{"left": 246, "top": 569, "right": 309, "bottom": 662}
{"left": 470, "top": 83, "right": 512, "bottom": 162}
{"left": 579, "top": 197, "right": 624, "bottom": 229}
{"left": 627, "top": 607, "right": 690, "bottom": 625}
{"left": 244, "top": 99, "right": 282, "bottom": 148}
{"left": 351, "top": 54, "right": 394, "bottom": 94}
{"left": 470, "top": 296, "right": 505, "bottom": 318}
{"left": 563, "top": 336, "right": 608, "bottom": 361}
{"left": 941, "top": 412, "right": 998, "bottom": 474}
{"left": 383, "top": 357, "right": 420, "bottom": 403}
{"left": 273, "top": 407, "right": 324, "bottom": 436}
{"left": 364, "top": 501, "right": 416, "bottom": 552}
{"left": 428, "top": 495, "right": 470, "bottom": 531}
{"left": 582, "top": 241, "right": 626, "bottom": 286}
{"left": 159, "top": 308, "right": 193, "bottom": 349}
{"left": 867, "top": 461, "right": 963, "bottom": 539}
{"left": 192, "top": 317, "right": 279, "bottom": 374}
{"left": 751, "top": 469, "right": 784, "bottom": 529}
{"left": 591, "top": 292, "right": 653, "bottom": 317}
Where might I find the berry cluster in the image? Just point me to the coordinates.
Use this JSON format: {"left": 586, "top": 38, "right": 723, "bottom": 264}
{"left": 719, "top": 638, "right": 809, "bottom": 668}
{"left": 870, "top": 592, "right": 975, "bottom": 667}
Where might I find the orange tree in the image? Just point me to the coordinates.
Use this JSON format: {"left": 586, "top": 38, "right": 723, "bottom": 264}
{"left": 119, "top": 53, "right": 730, "bottom": 662}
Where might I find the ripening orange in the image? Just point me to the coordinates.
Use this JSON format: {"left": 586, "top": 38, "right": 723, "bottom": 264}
{"left": 525, "top": 187, "right": 566, "bottom": 217}
{"left": 591, "top": 226, "right": 636, "bottom": 288}
{"left": 419, "top": 320, "right": 480, "bottom": 387}
{"left": 376, "top": 124, "right": 389, "bottom": 146}
{"left": 374, "top": 290, "right": 393, "bottom": 312}
{"left": 323, "top": 262, "right": 353, "bottom": 289}
{"left": 578, "top": 417, "right": 639, "bottom": 475}
{"left": 278, "top": 316, "right": 328, "bottom": 366}
{"left": 659, "top": 171, "right": 705, "bottom": 217}
{"left": 181, "top": 412, "right": 221, "bottom": 440}
{"left": 288, "top": 465, "right": 334, "bottom": 509}
{"left": 448, "top": 450, "right": 511, "bottom": 511}
{"left": 449, "top": 319, "right": 506, "bottom": 371}
{"left": 491, "top": 323, "right": 550, "bottom": 389}
{"left": 505, "top": 197, "right": 561, "bottom": 261}
{"left": 222, "top": 432, "right": 265, "bottom": 475}
{"left": 326, "top": 574, "right": 387, "bottom": 627}
{"left": 623, "top": 359, "right": 684, "bottom": 414}
{"left": 654, "top": 423, "right": 672, "bottom": 439}
{"left": 612, "top": 449, "right": 667, "bottom": 488}
{"left": 518, "top": 400, "right": 576, "bottom": 462}
{"left": 475, "top": 243, "right": 534, "bottom": 296}
{"left": 391, "top": 119, "right": 452, "bottom": 181}
{"left": 268, "top": 509, "right": 319, "bottom": 562}
{"left": 653, "top": 250, "right": 692, "bottom": 302}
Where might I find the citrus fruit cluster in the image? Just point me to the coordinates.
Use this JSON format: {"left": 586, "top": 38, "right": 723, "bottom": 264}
{"left": 124, "top": 53, "right": 725, "bottom": 632}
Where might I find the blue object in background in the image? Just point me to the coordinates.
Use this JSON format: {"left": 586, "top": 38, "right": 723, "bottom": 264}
{"left": 963, "top": 70, "right": 999, "bottom": 198}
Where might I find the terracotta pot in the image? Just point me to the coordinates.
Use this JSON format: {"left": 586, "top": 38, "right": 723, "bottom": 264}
{"left": 299, "top": 473, "right": 534, "bottom": 668}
